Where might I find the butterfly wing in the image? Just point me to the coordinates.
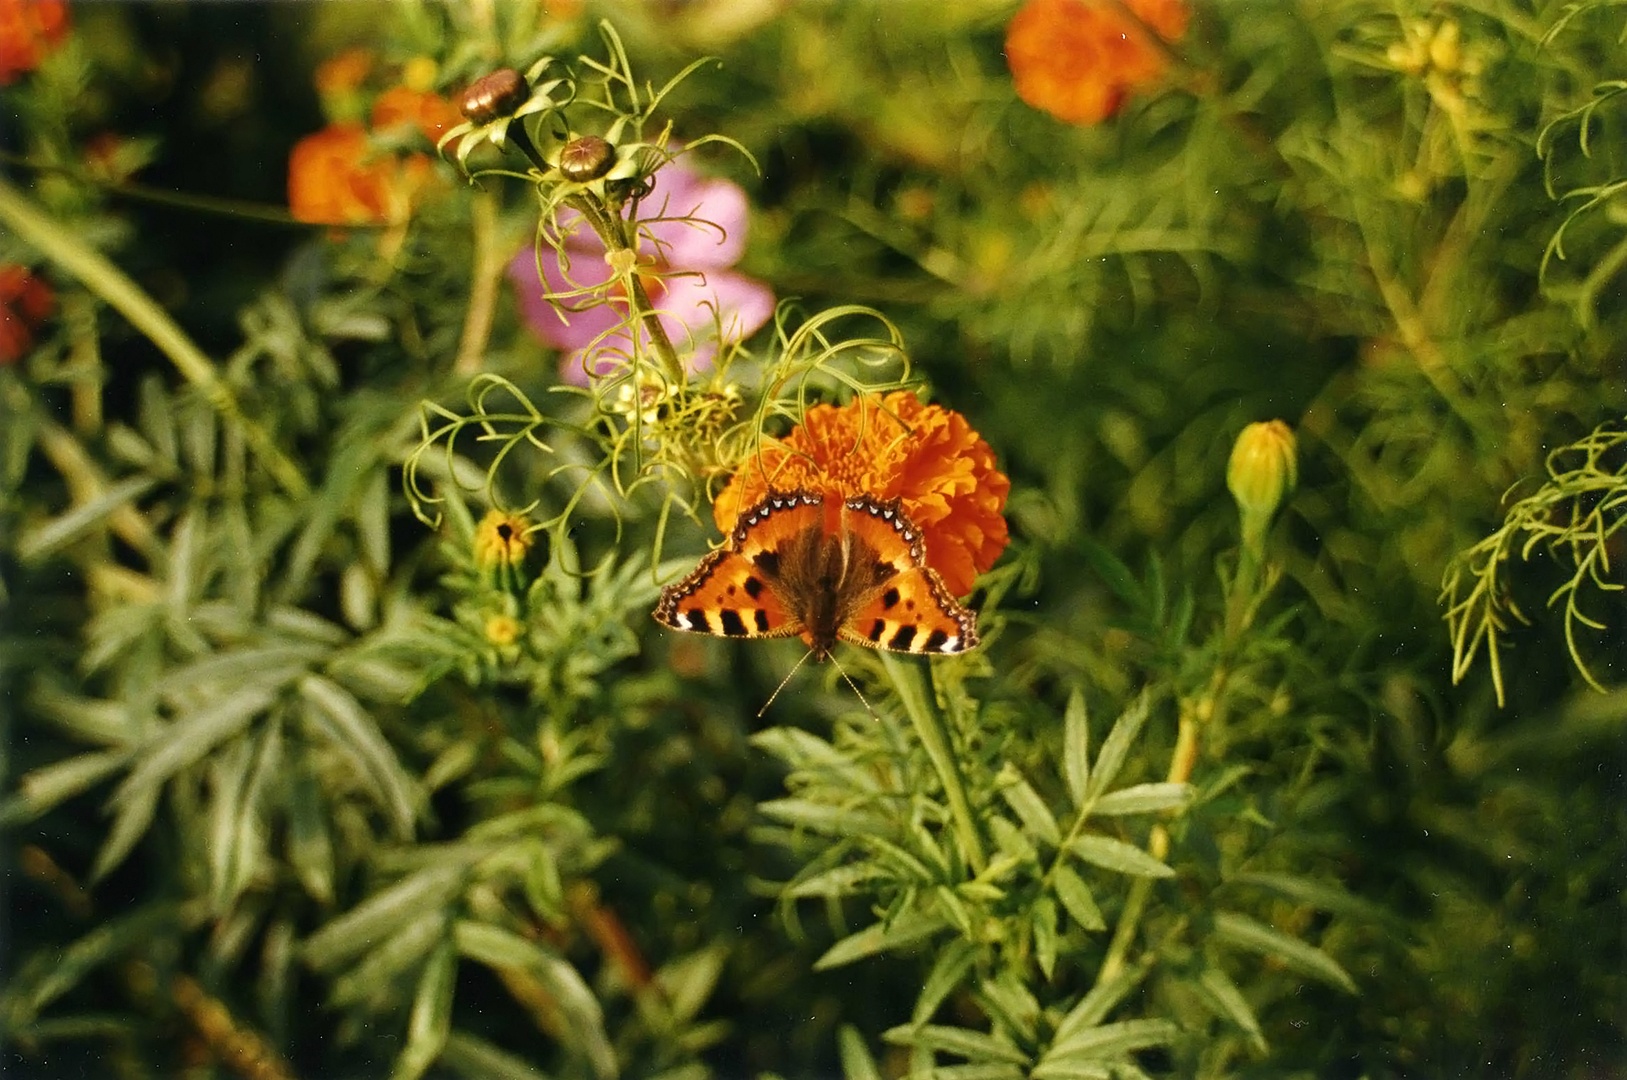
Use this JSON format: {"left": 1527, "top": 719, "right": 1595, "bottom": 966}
{"left": 836, "top": 497, "right": 980, "bottom": 656}
{"left": 653, "top": 491, "right": 825, "bottom": 641}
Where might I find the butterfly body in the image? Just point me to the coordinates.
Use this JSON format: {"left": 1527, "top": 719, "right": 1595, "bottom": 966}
{"left": 654, "top": 490, "right": 978, "bottom": 661}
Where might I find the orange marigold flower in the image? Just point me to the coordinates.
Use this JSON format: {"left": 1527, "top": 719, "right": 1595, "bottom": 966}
{"left": 313, "top": 47, "right": 373, "bottom": 98}
{"left": 714, "top": 391, "right": 1010, "bottom": 597}
{"left": 473, "top": 510, "right": 535, "bottom": 571}
{"left": 0, "top": 0, "right": 69, "bottom": 85}
{"left": 286, "top": 122, "right": 434, "bottom": 226}
{"left": 1004, "top": 0, "right": 1188, "bottom": 126}
{"left": 371, "top": 84, "right": 463, "bottom": 145}
{"left": 0, "top": 265, "right": 55, "bottom": 365}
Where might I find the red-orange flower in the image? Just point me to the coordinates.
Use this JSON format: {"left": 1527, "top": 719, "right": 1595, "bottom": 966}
{"left": 0, "top": 265, "right": 55, "bottom": 365}
{"left": 714, "top": 392, "right": 1010, "bottom": 597}
{"left": 1004, "top": 0, "right": 1188, "bottom": 126}
{"left": 313, "top": 47, "right": 373, "bottom": 100}
{"left": 0, "top": 0, "right": 68, "bottom": 85}
{"left": 286, "top": 122, "right": 434, "bottom": 226}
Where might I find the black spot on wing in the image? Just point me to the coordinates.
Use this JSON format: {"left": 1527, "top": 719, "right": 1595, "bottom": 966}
{"left": 868, "top": 618, "right": 887, "bottom": 642}
{"left": 881, "top": 587, "right": 901, "bottom": 610}
{"left": 753, "top": 550, "right": 780, "bottom": 577}
{"left": 889, "top": 624, "right": 918, "bottom": 651}
{"left": 719, "top": 609, "right": 748, "bottom": 637}
{"left": 923, "top": 628, "right": 950, "bottom": 653}
{"left": 743, "top": 576, "right": 764, "bottom": 599}
{"left": 753, "top": 608, "right": 770, "bottom": 632}
{"left": 683, "top": 609, "right": 711, "bottom": 632}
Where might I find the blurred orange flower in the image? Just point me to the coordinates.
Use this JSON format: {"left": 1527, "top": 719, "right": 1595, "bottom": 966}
{"left": 1004, "top": 0, "right": 1188, "bottom": 125}
{"left": 0, "top": 265, "right": 55, "bottom": 365}
{"left": 714, "top": 392, "right": 1010, "bottom": 597}
{"left": 287, "top": 122, "right": 434, "bottom": 226}
{"left": 0, "top": 0, "right": 69, "bottom": 85}
{"left": 371, "top": 85, "right": 462, "bottom": 145}
{"left": 313, "top": 47, "right": 373, "bottom": 99}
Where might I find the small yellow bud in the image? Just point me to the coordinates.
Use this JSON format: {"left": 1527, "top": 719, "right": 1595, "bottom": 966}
{"left": 402, "top": 56, "right": 439, "bottom": 93}
{"left": 1428, "top": 21, "right": 1461, "bottom": 73}
{"left": 473, "top": 510, "right": 534, "bottom": 570}
{"left": 1227, "top": 420, "right": 1298, "bottom": 540}
{"left": 484, "top": 613, "right": 523, "bottom": 647}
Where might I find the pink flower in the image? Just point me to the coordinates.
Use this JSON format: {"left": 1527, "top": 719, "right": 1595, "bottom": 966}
{"left": 508, "top": 155, "right": 776, "bottom": 384}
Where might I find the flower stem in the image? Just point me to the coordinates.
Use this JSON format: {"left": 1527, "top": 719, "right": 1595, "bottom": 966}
{"left": 880, "top": 652, "right": 988, "bottom": 876}
{"left": 455, "top": 189, "right": 506, "bottom": 375}
{"left": 0, "top": 175, "right": 310, "bottom": 499}
{"left": 562, "top": 192, "right": 686, "bottom": 386}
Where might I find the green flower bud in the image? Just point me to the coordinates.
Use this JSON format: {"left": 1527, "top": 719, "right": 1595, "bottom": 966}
{"left": 1227, "top": 420, "right": 1297, "bottom": 542}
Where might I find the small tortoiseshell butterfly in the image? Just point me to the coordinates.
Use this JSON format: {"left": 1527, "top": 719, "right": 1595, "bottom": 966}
{"left": 654, "top": 490, "right": 979, "bottom": 661}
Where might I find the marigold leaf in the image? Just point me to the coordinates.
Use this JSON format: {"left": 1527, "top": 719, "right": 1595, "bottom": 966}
{"left": 997, "top": 763, "right": 1062, "bottom": 847}
{"left": 441, "top": 1031, "right": 555, "bottom": 1080}
{"left": 1212, "top": 910, "right": 1358, "bottom": 994}
{"left": 814, "top": 913, "right": 948, "bottom": 971}
{"left": 1040, "top": 1018, "right": 1179, "bottom": 1064}
{"left": 303, "top": 864, "right": 465, "bottom": 970}
{"left": 110, "top": 684, "right": 276, "bottom": 810}
{"left": 16, "top": 475, "right": 158, "bottom": 564}
{"left": 391, "top": 937, "right": 455, "bottom": 1080}
{"left": 1052, "top": 865, "right": 1107, "bottom": 931}
{"left": 1090, "top": 782, "right": 1193, "bottom": 817}
{"left": 838, "top": 1025, "right": 884, "bottom": 1080}
{"left": 913, "top": 939, "right": 978, "bottom": 1026}
{"left": 1063, "top": 690, "right": 1090, "bottom": 808}
{"left": 1196, "top": 966, "right": 1267, "bottom": 1055}
{"left": 298, "top": 674, "right": 420, "bottom": 836}
{"left": 1084, "top": 694, "right": 1150, "bottom": 802}
{"left": 1053, "top": 960, "right": 1152, "bottom": 1045}
{"left": 881, "top": 1023, "right": 1031, "bottom": 1066}
{"left": 1033, "top": 895, "right": 1059, "bottom": 980}
{"left": 2, "top": 750, "right": 131, "bottom": 824}
{"left": 1068, "top": 834, "right": 1174, "bottom": 879}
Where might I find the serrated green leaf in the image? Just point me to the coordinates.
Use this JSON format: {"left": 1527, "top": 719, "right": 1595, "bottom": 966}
{"left": 454, "top": 921, "right": 616, "bottom": 1079}
{"left": 973, "top": 974, "right": 1040, "bottom": 1045}
{"left": 838, "top": 1024, "right": 884, "bottom": 1080}
{"left": 16, "top": 904, "right": 178, "bottom": 1019}
{"left": 2, "top": 750, "right": 131, "bottom": 824}
{"left": 1051, "top": 865, "right": 1106, "bottom": 931}
{"left": 787, "top": 861, "right": 888, "bottom": 898}
{"left": 815, "top": 913, "right": 948, "bottom": 971}
{"left": 1229, "top": 871, "right": 1395, "bottom": 925}
{"left": 1053, "top": 960, "right": 1152, "bottom": 1045}
{"left": 441, "top": 1031, "right": 555, "bottom": 1080}
{"left": 1068, "top": 835, "right": 1174, "bottom": 879}
{"left": 1212, "top": 911, "right": 1357, "bottom": 994}
{"left": 1033, "top": 895, "right": 1059, "bottom": 980}
{"left": 110, "top": 684, "right": 276, "bottom": 809}
{"left": 1196, "top": 966, "right": 1267, "bottom": 1054}
{"left": 90, "top": 779, "right": 161, "bottom": 881}
{"left": 298, "top": 674, "right": 419, "bottom": 836}
{"left": 1027, "top": 1061, "right": 1113, "bottom": 1080}
{"left": 392, "top": 937, "right": 455, "bottom": 1080}
{"left": 997, "top": 763, "right": 1062, "bottom": 847}
{"left": 1063, "top": 690, "right": 1090, "bottom": 809}
{"left": 882, "top": 1024, "right": 1030, "bottom": 1066}
{"left": 304, "top": 864, "right": 466, "bottom": 970}
{"left": 759, "top": 798, "right": 891, "bottom": 837}
{"left": 914, "top": 939, "right": 978, "bottom": 1026}
{"left": 1042, "top": 1018, "right": 1178, "bottom": 1063}
{"left": 330, "top": 913, "right": 448, "bottom": 1007}
{"left": 1084, "top": 694, "right": 1150, "bottom": 802}
{"left": 658, "top": 943, "right": 727, "bottom": 1026}
{"left": 17, "top": 476, "right": 157, "bottom": 563}
{"left": 1090, "top": 783, "right": 1193, "bottom": 817}
{"left": 752, "top": 727, "right": 879, "bottom": 790}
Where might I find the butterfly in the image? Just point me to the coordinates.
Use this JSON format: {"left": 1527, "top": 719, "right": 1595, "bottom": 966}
{"left": 654, "top": 489, "right": 979, "bottom": 661}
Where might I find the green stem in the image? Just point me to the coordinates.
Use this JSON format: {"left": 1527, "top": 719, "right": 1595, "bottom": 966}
{"left": 0, "top": 175, "right": 310, "bottom": 499}
{"left": 562, "top": 193, "right": 686, "bottom": 386}
{"left": 880, "top": 652, "right": 987, "bottom": 876}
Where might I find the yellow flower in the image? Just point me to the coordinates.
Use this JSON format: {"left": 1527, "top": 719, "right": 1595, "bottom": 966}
{"left": 473, "top": 510, "right": 534, "bottom": 570}
{"left": 484, "top": 613, "right": 523, "bottom": 647}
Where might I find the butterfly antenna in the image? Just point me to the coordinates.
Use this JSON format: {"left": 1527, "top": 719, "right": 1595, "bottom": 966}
{"left": 758, "top": 648, "right": 815, "bottom": 719}
{"left": 829, "top": 653, "right": 881, "bottom": 722}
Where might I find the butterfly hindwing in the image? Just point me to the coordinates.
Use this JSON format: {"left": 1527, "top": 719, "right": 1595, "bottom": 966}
{"left": 653, "top": 490, "right": 825, "bottom": 641}
{"left": 837, "top": 497, "right": 980, "bottom": 656}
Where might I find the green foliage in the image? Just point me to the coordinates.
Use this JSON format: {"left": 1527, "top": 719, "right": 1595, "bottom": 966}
{"left": 1, "top": 2, "right": 1623, "bottom": 1079}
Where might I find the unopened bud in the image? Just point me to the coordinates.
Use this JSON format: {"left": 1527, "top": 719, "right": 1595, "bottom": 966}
{"left": 558, "top": 135, "right": 615, "bottom": 182}
{"left": 459, "top": 68, "right": 527, "bottom": 124}
{"left": 1227, "top": 420, "right": 1297, "bottom": 540}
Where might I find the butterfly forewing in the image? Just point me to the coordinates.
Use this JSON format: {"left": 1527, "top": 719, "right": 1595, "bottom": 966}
{"left": 653, "top": 491, "right": 825, "bottom": 641}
